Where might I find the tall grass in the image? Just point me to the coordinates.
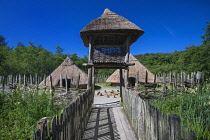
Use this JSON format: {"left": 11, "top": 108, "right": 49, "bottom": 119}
{"left": 0, "top": 87, "right": 65, "bottom": 140}
{"left": 150, "top": 84, "right": 210, "bottom": 140}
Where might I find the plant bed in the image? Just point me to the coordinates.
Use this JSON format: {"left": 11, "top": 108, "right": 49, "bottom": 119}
{"left": 146, "top": 84, "right": 210, "bottom": 140}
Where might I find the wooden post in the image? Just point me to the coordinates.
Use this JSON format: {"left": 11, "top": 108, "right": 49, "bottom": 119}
{"left": 120, "top": 68, "right": 123, "bottom": 102}
{"left": 196, "top": 71, "right": 202, "bottom": 84}
{"left": 35, "top": 73, "right": 38, "bottom": 85}
{"left": 15, "top": 75, "right": 18, "bottom": 84}
{"left": 174, "top": 72, "right": 177, "bottom": 90}
{"left": 169, "top": 72, "right": 173, "bottom": 92}
{"left": 87, "top": 36, "right": 93, "bottom": 90}
{"left": 24, "top": 74, "right": 26, "bottom": 87}
{"left": 87, "top": 68, "right": 92, "bottom": 90}
{"left": 30, "top": 75, "right": 33, "bottom": 85}
{"left": 153, "top": 73, "right": 157, "bottom": 91}
{"left": 162, "top": 73, "right": 166, "bottom": 92}
{"left": 135, "top": 71, "right": 139, "bottom": 87}
{"left": 202, "top": 71, "right": 204, "bottom": 83}
{"left": 43, "top": 74, "right": 46, "bottom": 86}
{"left": 181, "top": 72, "right": 184, "bottom": 92}
{"left": 125, "top": 36, "right": 131, "bottom": 63}
{"left": 76, "top": 74, "right": 80, "bottom": 89}
{"left": 0, "top": 76, "right": 2, "bottom": 87}
{"left": 60, "top": 74, "right": 62, "bottom": 87}
{"left": 124, "top": 67, "right": 129, "bottom": 88}
{"left": 49, "top": 75, "right": 53, "bottom": 96}
{"left": 145, "top": 70, "right": 148, "bottom": 84}
{"left": 65, "top": 74, "right": 68, "bottom": 92}
{"left": 19, "top": 74, "right": 21, "bottom": 86}
{"left": 92, "top": 67, "right": 95, "bottom": 94}
{"left": 11, "top": 75, "right": 14, "bottom": 85}
{"left": 88, "top": 36, "right": 93, "bottom": 63}
{"left": 2, "top": 76, "right": 5, "bottom": 93}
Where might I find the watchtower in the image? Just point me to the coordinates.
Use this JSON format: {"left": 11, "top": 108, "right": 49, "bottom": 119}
{"left": 80, "top": 9, "right": 144, "bottom": 96}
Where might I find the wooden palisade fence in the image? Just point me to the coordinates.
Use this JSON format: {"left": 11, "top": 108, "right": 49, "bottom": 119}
{"left": 33, "top": 87, "right": 94, "bottom": 140}
{"left": 123, "top": 87, "right": 202, "bottom": 140}
{"left": 142, "top": 71, "right": 204, "bottom": 92}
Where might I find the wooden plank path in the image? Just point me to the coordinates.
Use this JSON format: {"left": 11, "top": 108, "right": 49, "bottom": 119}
{"left": 82, "top": 90, "right": 137, "bottom": 140}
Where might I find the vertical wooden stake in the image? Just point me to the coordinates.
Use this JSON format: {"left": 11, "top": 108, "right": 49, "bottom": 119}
{"left": 43, "top": 74, "right": 46, "bottom": 86}
{"left": 35, "top": 73, "right": 38, "bottom": 85}
{"left": 65, "top": 74, "right": 68, "bottom": 93}
{"left": 162, "top": 73, "right": 166, "bottom": 92}
{"left": 19, "top": 74, "right": 21, "bottom": 86}
{"left": 92, "top": 67, "right": 95, "bottom": 94}
{"left": 24, "top": 74, "right": 26, "bottom": 87}
{"left": 76, "top": 74, "right": 80, "bottom": 89}
{"left": 124, "top": 67, "right": 129, "bottom": 88}
{"left": 87, "top": 68, "right": 92, "bottom": 90}
{"left": 145, "top": 70, "right": 148, "bottom": 84}
{"left": 120, "top": 68, "right": 123, "bottom": 102}
{"left": 16, "top": 75, "right": 18, "bottom": 84}
{"left": 169, "top": 72, "right": 173, "bottom": 92}
{"left": 30, "top": 75, "right": 33, "bottom": 85}
{"left": 135, "top": 71, "right": 139, "bottom": 87}
{"left": 49, "top": 75, "right": 53, "bottom": 96}
{"left": 60, "top": 74, "right": 62, "bottom": 87}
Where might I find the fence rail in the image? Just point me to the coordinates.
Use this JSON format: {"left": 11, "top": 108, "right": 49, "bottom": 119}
{"left": 122, "top": 87, "right": 199, "bottom": 140}
{"left": 33, "top": 87, "right": 94, "bottom": 140}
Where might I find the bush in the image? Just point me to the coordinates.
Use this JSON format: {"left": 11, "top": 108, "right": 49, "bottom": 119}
{"left": 0, "top": 87, "right": 64, "bottom": 140}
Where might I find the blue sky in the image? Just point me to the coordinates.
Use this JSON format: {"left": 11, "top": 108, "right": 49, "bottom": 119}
{"left": 0, "top": 0, "right": 209, "bottom": 57}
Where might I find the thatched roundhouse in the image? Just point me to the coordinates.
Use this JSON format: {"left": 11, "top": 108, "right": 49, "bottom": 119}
{"left": 39, "top": 57, "right": 88, "bottom": 89}
{"left": 106, "top": 54, "right": 160, "bottom": 86}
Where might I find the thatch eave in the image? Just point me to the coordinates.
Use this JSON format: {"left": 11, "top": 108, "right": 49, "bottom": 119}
{"left": 80, "top": 8, "right": 144, "bottom": 47}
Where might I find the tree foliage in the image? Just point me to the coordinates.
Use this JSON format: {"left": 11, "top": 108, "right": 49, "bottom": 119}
{"left": 0, "top": 38, "right": 88, "bottom": 77}
{"left": 0, "top": 21, "right": 209, "bottom": 78}
{"left": 135, "top": 43, "right": 210, "bottom": 78}
{"left": 201, "top": 21, "right": 210, "bottom": 44}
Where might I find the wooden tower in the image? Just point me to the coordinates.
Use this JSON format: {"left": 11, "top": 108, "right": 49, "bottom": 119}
{"left": 80, "top": 8, "right": 144, "bottom": 98}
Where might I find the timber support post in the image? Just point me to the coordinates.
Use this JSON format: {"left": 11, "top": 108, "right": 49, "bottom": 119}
{"left": 120, "top": 68, "right": 123, "bottom": 102}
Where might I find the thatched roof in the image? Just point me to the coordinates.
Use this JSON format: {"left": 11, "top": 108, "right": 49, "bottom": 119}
{"left": 39, "top": 57, "right": 88, "bottom": 87}
{"left": 106, "top": 54, "right": 160, "bottom": 83}
{"left": 80, "top": 8, "right": 144, "bottom": 47}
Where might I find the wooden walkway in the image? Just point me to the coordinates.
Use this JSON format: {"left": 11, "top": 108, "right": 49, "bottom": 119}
{"left": 82, "top": 90, "right": 137, "bottom": 140}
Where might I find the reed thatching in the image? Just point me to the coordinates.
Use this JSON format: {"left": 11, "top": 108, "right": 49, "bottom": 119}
{"left": 39, "top": 57, "right": 88, "bottom": 87}
{"left": 80, "top": 8, "right": 144, "bottom": 47}
{"left": 106, "top": 54, "right": 160, "bottom": 84}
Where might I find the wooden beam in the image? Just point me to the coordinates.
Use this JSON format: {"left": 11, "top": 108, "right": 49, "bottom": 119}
{"left": 83, "top": 62, "right": 135, "bottom": 68}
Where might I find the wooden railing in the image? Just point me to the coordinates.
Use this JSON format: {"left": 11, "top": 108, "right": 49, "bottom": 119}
{"left": 33, "top": 87, "right": 94, "bottom": 140}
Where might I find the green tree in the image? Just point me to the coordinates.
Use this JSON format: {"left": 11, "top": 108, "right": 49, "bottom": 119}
{"left": 201, "top": 21, "right": 210, "bottom": 44}
{"left": 0, "top": 35, "right": 7, "bottom": 46}
{"left": 55, "top": 45, "right": 64, "bottom": 54}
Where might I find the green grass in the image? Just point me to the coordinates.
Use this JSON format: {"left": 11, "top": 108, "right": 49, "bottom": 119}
{"left": 0, "top": 87, "right": 65, "bottom": 140}
{"left": 150, "top": 84, "right": 210, "bottom": 140}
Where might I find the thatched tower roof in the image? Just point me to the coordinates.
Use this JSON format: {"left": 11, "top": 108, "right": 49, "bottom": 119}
{"left": 106, "top": 54, "right": 160, "bottom": 83}
{"left": 39, "top": 57, "right": 88, "bottom": 87}
{"left": 80, "top": 8, "right": 144, "bottom": 47}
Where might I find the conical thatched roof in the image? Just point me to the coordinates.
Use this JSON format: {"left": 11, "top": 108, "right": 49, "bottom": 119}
{"left": 106, "top": 54, "right": 159, "bottom": 83}
{"left": 39, "top": 57, "right": 88, "bottom": 87}
{"left": 80, "top": 8, "right": 144, "bottom": 47}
